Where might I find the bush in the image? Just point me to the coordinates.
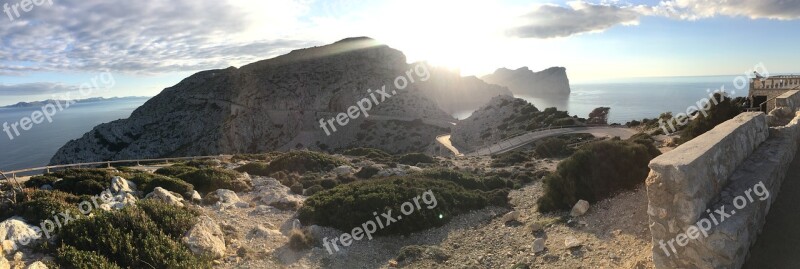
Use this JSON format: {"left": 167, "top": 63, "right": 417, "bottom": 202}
{"left": 535, "top": 138, "right": 568, "bottom": 158}
{"left": 490, "top": 151, "right": 529, "bottom": 167}
{"left": 304, "top": 185, "right": 325, "bottom": 196}
{"left": 320, "top": 178, "right": 338, "bottom": 189}
{"left": 419, "top": 169, "right": 514, "bottom": 191}
{"left": 24, "top": 175, "right": 59, "bottom": 188}
{"left": 137, "top": 200, "right": 200, "bottom": 239}
{"left": 537, "top": 139, "right": 661, "bottom": 212}
{"left": 264, "top": 151, "right": 347, "bottom": 174}
{"left": 177, "top": 168, "right": 250, "bottom": 194}
{"left": 57, "top": 206, "right": 210, "bottom": 268}
{"left": 154, "top": 165, "right": 198, "bottom": 177}
{"left": 288, "top": 228, "right": 315, "bottom": 251}
{"left": 298, "top": 177, "right": 492, "bottom": 235}
{"left": 342, "top": 148, "right": 392, "bottom": 162}
{"left": 50, "top": 169, "right": 128, "bottom": 195}
{"left": 14, "top": 195, "right": 77, "bottom": 225}
{"left": 678, "top": 94, "right": 743, "bottom": 143}
{"left": 290, "top": 183, "right": 304, "bottom": 195}
{"left": 355, "top": 166, "right": 381, "bottom": 179}
{"left": 337, "top": 174, "right": 357, "bottom": 184}
{"left": 397, "top": 153, "right": 435, "bottom": 166}
{"left": 56, "top": 245, "right": 122, "bottom": 269}
{"left": 130, "top": 174, "right": 194, "bottom": 198}
{"left": 234, "top": 162, "right": 270, "bottom": 176}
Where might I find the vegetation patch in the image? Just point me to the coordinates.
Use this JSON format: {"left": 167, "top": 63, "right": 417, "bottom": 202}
{"left": 490, "top": 151, "right": 530, "bottom": 167}
{"left": 537, "top": 138, "right": 661, "bottom": 212}
{"left": 47, "top": 169, "right": 129, "bottom": 195}
{"left": 264, "top": 151, "right": 347, "bottom": 174}
{"left": 177, "top": 168, "right": 251, "bottom": 194}
{"left": 534, "top": 138, "right": 569, "bottom": 158}
{"left": 397, "top": 153, "right": 435, "bottom": 166}
{"left": 154, "top": 165, "right": 199, "bottom": 177}
{"left": 130, "top": 173, "right": 194, "bottom": 197}
{"left": 234, "top": 162, "right": 270, "bottom": 176}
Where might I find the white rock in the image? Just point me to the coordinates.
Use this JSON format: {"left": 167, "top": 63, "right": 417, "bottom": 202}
{"left": 182, "top": 216, "right": 226, "bottom": 259}
{"left": 532, "top": 238, "right": 546, "bottom": 253}
{"left": 570, "top": 200, "right": 590, "bottom": 217}
{"left": 332, "top": 165, "right": 355, "bottom": 176}
{"left": 26, "top": 261, "right": 48, "bottom": 269}
{"left": 1, "top": 240, "right": 15, "bottom": 255}
{"left": 190, "top": 191, "right": 202, "bottom": 203}
{"left": 501, "top": 211, "right": 520, "bottom": 223}
{"left": 0, "top": 218, "right": 40, "bottom": 249}
{"left": 253, "top": 177, "right": 304, "bottom": 210}
{"left": 0, "top": 256, "right": 9, "bottom": 269}
{"left": 564, "top": 236, "right": 583, "bottom": 248}
{"left": 110, "top": 176, "right": 135, "bottom": 194}
{"left": 214, "top": 189, "right": 249, "bottom": 210}
{"left": 249, "top": 225, "right": 282, "bottom": 239}
{"left": 145, "top": 187, "right": 185, "bottom": 207}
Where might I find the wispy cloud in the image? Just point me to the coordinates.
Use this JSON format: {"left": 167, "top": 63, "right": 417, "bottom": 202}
{"left": 0, "top": 83, "right": 75, "bottom": 96}
{"left": 0, "top": 0, "right": 315, "bottom": 75}
{"left": 648, "top": 0, "right": 800, "bottom": 20}
{"left": 509, "top": 1, "right": 640, "bottom": 39}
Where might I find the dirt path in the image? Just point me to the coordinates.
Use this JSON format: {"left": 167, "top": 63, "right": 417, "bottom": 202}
{"left": 742, "top": 152, "right": 800, "bottom": 268}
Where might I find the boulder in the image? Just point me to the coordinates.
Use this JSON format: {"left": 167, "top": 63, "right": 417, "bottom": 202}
{"left": 190, "top": 191, "right": 202, "bottom": 203}
{"left": 332, "top": 165, "right": 355, "bottom": 176}
{"left": 253, "top": 177, "right": 304, "bottom": 210}
{"left": 570, "top": 200, "right": 590, "bottom": 217}
{"left": 145, "top": 187, "right": 185, "bottom": 207}
{"left": 214, "top": 189, "right": 249, "bottom": 210}
{"left": 110, "top": 176, "right": 136, "bottom": 194}
{"left": 248, "top": 225, "right": 282, "bottom": 239}
{"left": 39, "top": 185, "right": 53, "bottom": 191}
{"left": 0, "top": 256, "right": 9, "bottom": 269}
{"left": 532, "top": 238, "right": 546, "bottom": 253}
{"left": 26, "top": 261, "right": 48, "bottom": 269}
{"left": 501, "top": 211, "right": 520, "bottom": 223}
{"left": 182, "top": 216, "right": 226, "bottom": 259}
{"left": 0, "top": 218, "right": 40, "bottom": 249}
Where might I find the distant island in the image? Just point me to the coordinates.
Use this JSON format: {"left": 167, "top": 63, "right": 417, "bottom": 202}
{"left": 1, "top": 96, "right": 151, "bottom": 108}
{"left": 481, "top": 66, "right": 571, "bottom": 96}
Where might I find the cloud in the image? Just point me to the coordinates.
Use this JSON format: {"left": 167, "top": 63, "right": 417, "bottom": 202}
{"left": 649, "top": 0, "right": 800, "bottom": 20}
{"left": 0, "top": 0, "right": 316, "bottom": 75}
{"left": 0, "top": 83, "right": 76, "bottom": 96}
{"left": 510, "top": 1, "right": 640, "bottom": 39}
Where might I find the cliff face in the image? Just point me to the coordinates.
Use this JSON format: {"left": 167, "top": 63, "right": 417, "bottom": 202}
{"left": 417, "top": 66, "right": 512, "bottom": 115}
{"left": 481, "top": 67, "right": 571, "bottom": 96}
{"left": 50, "top": 37, "right": 469, "bottom": 164}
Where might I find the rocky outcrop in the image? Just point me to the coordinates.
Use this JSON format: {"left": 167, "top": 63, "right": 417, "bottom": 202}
{"left": 481, "top": 67, "right": 570, "bottom": 96}
{"left": 182, "top": 216, "right": 226, "bottom": 259}
{"left": 144, "top": 187, "right": 185, "bottom": 207}
{"left": 417, "top": 66, "right": 512, "bottom": 115}
{"left": 50, "top": 37, "right": 484, "bottom": 164}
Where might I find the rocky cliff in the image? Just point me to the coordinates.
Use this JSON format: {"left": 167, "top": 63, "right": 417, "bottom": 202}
{"left": 50, "top": 37, "right": 489, "bottom": 164}
{"left": 417, "top": 66, "right": 512, "bottom": 115}
{"left": 481, "top": 67, "right": 571, "bottom": 96}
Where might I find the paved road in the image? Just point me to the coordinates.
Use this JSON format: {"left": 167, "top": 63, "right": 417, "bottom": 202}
{"left": 436, "top": 135, "right": 463, "bottom": 156}
{"left": 742, "top": 152, "right": 800, "bottom": 268}
{"left": 466, "top": 126, "right": 638, "bottom": 156}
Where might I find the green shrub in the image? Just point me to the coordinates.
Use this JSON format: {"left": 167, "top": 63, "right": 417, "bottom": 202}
{"left": 342, "top": 148, "right": 393, "bottom": 162}
{"left": 290, "top": 183, "right": 304, "bottom": 195}
{"left": 490, "top": 151, "right": 529, "bottom": 167}
{"left": 49, "top": 169, "right": 128, "bottom": 195}
{"left": 678, "top": 94, "right": 744, "bottom": 144}
{"left": 137, "top": 200, "right": 200, "bottom": 239}
{"left": 56, "top": 245, "right": 122, "bottom": 269}
{"left": 298, "top": 177, "right": 492, "bottom": 235}
{"left": 24, "top": 175, "right": 59, "bottom": 188}
{"left": 231, "top": 152, "right": 282, "bottom": 162}
{"left": 535, "top": 138, "right": 568, "bottom": 158}
{"left": 320, "top": 178, "right": 338, "bottom": 189}
{"left": 419, "top": 169, "right": 514, "bottom": 191}
{"left": 234, "top": 162, "right": 270, "bottom": 176}
{"left": 14, "top": 196, "right": 77, "bottom": 225}
{"left": 397, "top": 153, "right": 435, "bottom": 166}
{"left": 130, "top": 174, "right": 194, "bottom": 197}
{"left": 177, "top": 168, "right": 250, "bottom": 194}
{"left": 184, "top": 159, "right": 220, "bottom": 168}
{"left": 154, "top": 165, "right": 198, "bottom": 177}
{"left": 355, "top": 166, "right": 381, "bottom": 179}
{"left": 304, "top": 185, "right": 325, "bottom": 196}
{"left": 337, "top": 174, "right": 357, "bottom": 184}
{"left": 57, "top": 206, "right": 210, "bottom": 268}
{"left": 264, "top": 151, "right": 347, "bottom": 174}
{"left": 537, "top": 139, "right": 661, "bottom": 212}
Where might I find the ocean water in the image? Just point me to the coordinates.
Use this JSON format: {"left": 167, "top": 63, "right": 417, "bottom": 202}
{"left": 455, "top": 75, "right": 750, "bottom": 124}
{"left": 0, "top": 98, "right": 149, "bottom": 172}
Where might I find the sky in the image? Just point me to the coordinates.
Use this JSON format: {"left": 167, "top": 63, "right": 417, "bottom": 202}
{"left": 1, "top": 0, "right": 800, "bottom": 105}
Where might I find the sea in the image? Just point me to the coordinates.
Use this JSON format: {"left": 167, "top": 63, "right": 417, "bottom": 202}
{"left": 0, "top": 75, "right": 751, "bottom": 171}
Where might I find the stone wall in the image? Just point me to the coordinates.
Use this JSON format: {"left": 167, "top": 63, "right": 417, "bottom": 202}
{"left": 646, "top": 112, "right": 800, "bottom": 268}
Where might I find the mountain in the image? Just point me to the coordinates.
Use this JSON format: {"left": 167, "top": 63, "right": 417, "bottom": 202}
{"left": 481, "top": 67, "right": 571, "bottom": 96}
{"left": 417, "top": 66, "right": 512, "bottom": 115}
{"left": 50, "top": 37, "right": 505, "bottom": 164}
{"left": 2, "top": 97, "right": 150, "bottom": 108}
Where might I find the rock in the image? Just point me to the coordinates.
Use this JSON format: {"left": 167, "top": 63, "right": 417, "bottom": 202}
{"left": 213, "top": 189, "right": 248, "bottom": 210}
{"left": 190, "top": 191, "right": 202, "bottom": 203}
{"left": 253, "top": 177, "right": 304, "bottom": 210}
{"left": 110, "top": 176, "right": 135, "bottom": 194}
{"left": 333, "top": 165, "right": 354, "bottom": 176}
{"left": 39, "top": 184, "right": 52, "bottom": 191}
{"left": 570, "top": 200, "right": 590, "bottom": 217}
{"left": 182, "top": 216, "right": 226, "bottom": 259}
{"left": 0, "top": 256, "right": 9, "bottom": 269}
{"left": 26, "top": 261, "right": 48, "bottom": 269}
{"left": 528, "top": 222, "right": 544, "bottom": 232}
{"left": 564, "top": 236, "right": 583, "bottom": 249}
{"left": 481, "top": 66, "right": 570, "bottom": 96}
{"left": 501, "top": 211, "right": 520, "bottom": 223}
{"left": 1, "top": 240, "right": 14, "bottom": 255}
{"left": 532, "top": 238, "right": 546, "bottom": 253}
{"left": 249, "top": 225, "right": 282, "bottom": 239}
{"left": 145, "top": 187, "right": 185, "bottom": 207}
{"left": 0, "top": 218, "right": 40, "bottom": 248}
